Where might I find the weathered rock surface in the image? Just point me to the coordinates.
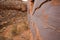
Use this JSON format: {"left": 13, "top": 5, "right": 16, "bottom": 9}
{"left": 0, "top": 0, "right": 22, "bottom": 9}
{"left": 0, "top": 0, "right": 27, "bottom": 30}
{"left": 0, "top": 0, "right": 30, "bottom": 40}
{"left": 28, "top": 0, "right": 60, "bottom": 40}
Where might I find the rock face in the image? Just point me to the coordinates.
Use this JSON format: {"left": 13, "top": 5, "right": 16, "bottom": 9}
{"left": 28, "top": 0, "right": 60, "bottom": 40}
{"left": 0, "top": 0, "right": 22, "bottom": 9}
{"left": 0, "top": 0, "right": 29, "bottom": 40}
{"left": 0, "top": 0, "right": 27, "bottom": 30}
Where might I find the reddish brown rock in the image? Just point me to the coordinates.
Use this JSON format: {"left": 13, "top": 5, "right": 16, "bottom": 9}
{"left": 28, "top": 0, "right": 60, "bottom": 40}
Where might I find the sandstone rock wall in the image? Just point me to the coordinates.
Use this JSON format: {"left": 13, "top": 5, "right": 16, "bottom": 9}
{"left": 0, "top": 0, "right": 29, "bottom": 40}
{"left": 0, "top": 0, "right": 27, "bottom": 30}
{"left": 28, "top": 0, "right": 60, "bottom": 40}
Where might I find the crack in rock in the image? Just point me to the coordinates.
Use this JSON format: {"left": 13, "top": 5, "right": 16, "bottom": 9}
{"left": 32, "top": 0, "right": 51, "bottom": 15}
